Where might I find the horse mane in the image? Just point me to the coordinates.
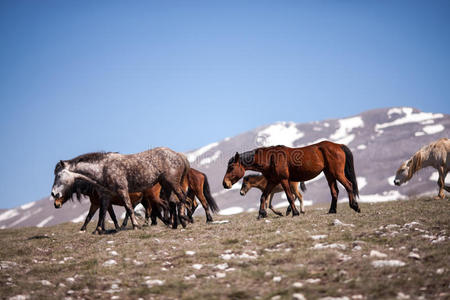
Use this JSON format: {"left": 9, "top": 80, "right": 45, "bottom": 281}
{"left": 55, "top": 152, "right": 113, "bottom": 174}
{"left": 67, "top": 152, "right": 111, "bottom": 165}
{"left": 407, "top": 151, "right": 423, "bottom": 179}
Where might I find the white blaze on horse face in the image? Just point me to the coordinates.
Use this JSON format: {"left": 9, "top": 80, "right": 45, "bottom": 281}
{"left": 52, "top": 169, "right": 76, "bottom": 198}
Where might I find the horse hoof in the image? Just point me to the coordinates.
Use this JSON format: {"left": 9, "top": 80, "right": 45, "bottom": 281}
{"left": 258, "top": 210, "right": 267, "bottom": 219}
{"left": 300, "top": 210, "right": 306, "bottom": 214}
{"left": 328, "top": 210, "right": 337, "bottom": 214}
{"left": 292, "top": 210, "right": 300, "bottom": 217}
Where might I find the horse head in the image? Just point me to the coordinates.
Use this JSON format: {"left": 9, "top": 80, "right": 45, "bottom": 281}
{"left": 223, "top": 152, "right": 245, "bottom": 189}
{"left": 394, "top": 160, "right": 410, "bottom": 186}
{"left": 240, "top": 176, "right": 251, "bottom": 196}
{"left": 51, "top": 160, "right": 77, "bottom": 208}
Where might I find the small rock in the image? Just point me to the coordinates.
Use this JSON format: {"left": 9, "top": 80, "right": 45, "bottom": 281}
{"left": 396, "top": 292, "right": 410, "bottom": 299}
{"left": 293, "top": 293, "right": 306, "bottom": 300}
{"left": 436, "top": 268, "right": 445, "bottom": 274}
{"left": 40, "top": 280, "right": 52, "bottom": 286}
{"left": 292, "top": 282, "right": 303, "bottom": 288}
{"left": 184, "top": 274, "right": 196, "bottom": 280}
{"left": 216, "top": 272, "right": 226, "bottom": 278}
{"left": 185, "top": 251, "right": 196, "bottom": 256}
{"left": 216, "top": 263, "right": 229, "bottom": 270}
{"left": 103, "top": 259, "right": 117, "bottom": 267}
{"left": 271, "top": 296, "right": 281, "bottom": 300}
{"left": 273, "top": 276, "right": 282, "bottom": 282}
{"left": 351, "top": 295, "right": 364, "bottom": 299}
{"left": 408, "top": 252, "right": 420, "bottom": 260}
{"left": 371, "top": 260, "right": 405, "bottom": 268}
{"left": 310, "top": 235, "right": 327, "bottom": 240}
{"left": 192, "top": 264, "right": 203, "bottom": 270}
{"left": 66, "top": 277, "right": 75, "bottom": 283}
{"left": 370, "top": 250, "right": 387, "bottom": 258}
{"left": 332, "top": 219, "right": 355, "bottom": 227}
{"left": 144, "top": 279, "right": 165, "bottom": 287}
{"left": 305, "top": 278, "right": 321, "bottom": 284}
{"left": 109, "top": 251, "right": 118, "bottom": 256}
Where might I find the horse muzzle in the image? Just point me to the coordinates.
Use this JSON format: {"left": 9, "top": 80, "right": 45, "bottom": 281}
{"left": 240, "top": 190, "right": 246, "bottom": 196}
{"left": 54, "top": 198, "right": 64, "bottom": 209}
{"left": 223, "top": 179, "right": 232, "bottom": 189}
{"left": 394, "top": 179, "right": 401, "bottom": 186}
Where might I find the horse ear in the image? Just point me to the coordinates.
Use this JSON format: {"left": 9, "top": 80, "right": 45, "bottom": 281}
{"left": 234, "top": 152, "right": 240, "bottom": 162}
{"left": 59, "top": 160, "right": 65, "bottom": 168}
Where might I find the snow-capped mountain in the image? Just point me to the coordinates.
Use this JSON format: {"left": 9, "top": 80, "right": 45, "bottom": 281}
{"left": 1, "top": 107, "right": 448, "bottom": 229}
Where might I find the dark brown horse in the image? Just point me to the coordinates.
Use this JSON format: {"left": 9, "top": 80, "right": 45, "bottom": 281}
{"left": 223, "top": 141, "right": 360, "bottom": 218}
{"left": 54, "top": 179, "right": 168, "bottom": 232}
{"left": 240, "top": 175, "right": 306, "bottom": 216}
{"left": 184, "top": 168, "right": 220, "bottom": 222}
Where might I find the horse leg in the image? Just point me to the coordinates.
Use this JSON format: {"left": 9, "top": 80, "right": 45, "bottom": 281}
{"left": 292, "top": 182, "right": 305, "bottom": 214}
{"left": 258, "top": 182, "right": 277, "bottom": 219}
{"left": 336, "top": 173, "right": 360, "bottom": 213}
{"left": 267, "top": 193, "right": 283, "bottom": 217}
{"left": 107, "top": 205, "right": 120, "bottom": 231}
{"left": 185, "top": 189, "right": 196, "bottom": 223}
{"left": 94, "top": 196, "right": 110, "bottom": 235}
{"left": 118, "top": 188, "right": 140, "bottom": 230}
{"left": 280, "top": 179, "right": 300, "bottom": 216}
{"left": 324, "top": 171, "right": 339, "bottom": 214}
{"left": 436, "top": 166, "right": 446, "bottom": 199}
{"left": 196, "top": 188, "right": 214, "bottom": 223}
{"left": 80, "top": 203, "right": 98, "bottom": 232}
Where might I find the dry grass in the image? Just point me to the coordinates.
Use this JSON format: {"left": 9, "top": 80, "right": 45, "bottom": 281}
{"left": 0, "top": 197, "right": 449, "bottom": 299}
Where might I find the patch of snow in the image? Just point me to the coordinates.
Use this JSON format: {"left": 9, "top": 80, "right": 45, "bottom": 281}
{"left": 219, "top": 206, "right": 243, "bottom": 215}
{"left": 186, "top": 142, "right": 219, "bottom": 163}
{"left": 109, "top": 251, "right": 118, "bottom": 256}
{"left": 20, "top": 202, "right": 36, "bottom": 210}
{"left": 423, "top": 124, "right": 444, "bottom": 135}
{"left": 71, "top": 212, "right": 88, "bottom": 223}
{"left": 275, "top": 199, "right": 313, "bottom": 208}
{"left": 307, "top": 172, "right": 324, "bottom": 183}
{"left": 212, "top": 184, "right": 241, "bottom": 197}
{"left": 220, "top": 250, "right": 257, "bottom": 260}
{"left": 436, "top": 268, "right": 445, "bottom": 275}
{"left": 371, "top": 260, "right": 406, "bottom": 268}
{"left": 9, "top": 295, "right": 30, "bottom": 300}
{"left": 387, "top": 175, "right": 396, "bottom": 186}
{"left": 310, "top": 235, "right": 327, "bottom": 240}
{"left": 36, "top": 216, "right": 54, "bottom": 227}
{"left": 324, "top": 122, "right": 330, "bottom": 127}
{"left": 319, "top": 297, "right": 350, "bottom": 300}
{"left": 313, "top": 127, "right": 322, "bottom": 131}
{"left": 357, "top": 191, "right": 406, "bottom": 203}
{"left": 429, "top": 172, "right": 450, "bottom": 184}
{"left": 415, "top": 132, "right": 425, "bottom": 136}
{"left": 192, "top": 264, "right": 203, "bottom": 270}
{"left": 370, "top": 250, "right": 387, "bottom": 258}
{"left": 356, "top": 144, "right": 367, "bottom": 150}
{"left": 199, "top": 150, "right": 221, "bottom": 166}
{"left": 215, "top": 263, "right": 229, "bottom": 270}
{"left": 376, "top": 107, "right": 443, "bottom": 132}
{"left": 330, "top": 116, "right": 364, "bottom": 145}
{"left": 185, "top": 251, "right": 196, "bottom": 256}
{"left": 292, "top": 282, "right": 304, "bottom": 288}
{"left": 357, "top": 177, "right": 367, "bottom": 190}
{"left": 0, "top": 209, "right": 19, "bottom": 222}
{"left": 257, "top": 122, "right": 304, "bottom": 147}
{"left": 337, "top": 253, "right": 352, "bottom": 262}
{"left": 216, "top": 272, "right": 226, "bottom": 278}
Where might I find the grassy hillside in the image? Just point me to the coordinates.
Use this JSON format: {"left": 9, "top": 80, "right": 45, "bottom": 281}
{"left": 1, "top": 197, "right": 449, "bottom": 300}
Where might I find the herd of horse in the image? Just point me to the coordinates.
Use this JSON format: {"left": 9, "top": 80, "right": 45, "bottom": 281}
{"left": 51, "top": 138, "right": 449, "bottom": 234}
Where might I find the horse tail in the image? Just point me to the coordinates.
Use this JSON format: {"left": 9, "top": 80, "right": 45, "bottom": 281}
{"left": 341, "top": 145, "right": 359, "bottom": 198}
{"left": 300, "top": 182, "right": 307, "bottom": 192}
{"left": 202, "top": 173, "right": 220, "bottom": 214}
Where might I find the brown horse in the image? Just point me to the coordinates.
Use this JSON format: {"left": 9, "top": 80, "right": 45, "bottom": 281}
{"left": 223, "top": 141, "right": 360, "bottom": 218}
{"left": 184, "top": 168, "right": 220, "bottom": 222}
{"left": 240, "top": 175, "right": 306, "bottom": 216}
{"left": 141, "top": 168, "right": 220, "bottom": 224}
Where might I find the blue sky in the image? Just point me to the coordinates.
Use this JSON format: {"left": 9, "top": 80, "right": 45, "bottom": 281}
{"left": 0, "top": 0, "right": 449, "bottom": 209}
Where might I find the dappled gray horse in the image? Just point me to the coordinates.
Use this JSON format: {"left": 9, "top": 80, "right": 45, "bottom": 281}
{"left": 51, "top": 147, "right": 190, "bottom": 233}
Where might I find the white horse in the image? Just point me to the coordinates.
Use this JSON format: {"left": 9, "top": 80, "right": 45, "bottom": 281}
{"left": 394, "top": 138, "right": 450, "bottom": 199}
